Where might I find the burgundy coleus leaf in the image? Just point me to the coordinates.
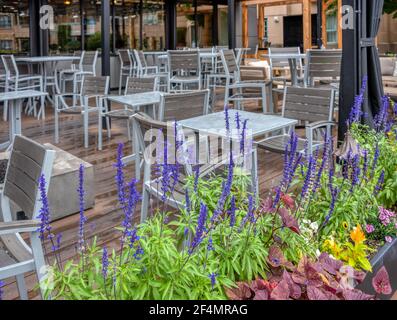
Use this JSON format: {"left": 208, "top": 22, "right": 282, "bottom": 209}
{"left": 281, "top": 193, "right": 295, "bottom": 209}
{"left": 253, "top": 290, "right": 269, "bottom": 300}
{"left": 318, "top": 252, "right": 344, "bottom": 275}
{"left": 267, "top": 245, "right": 286, "bottom": 268}
{"left": 250, "top": 279, "right": 266, "bottom": 291}
{"left": 342, "top": 289, "right": 374, "bottom": 300}
{"left": 372, "top": 266, "right": 392, "bottom": 295}
{"left": 292, "top": 257, "right": 323, "bottom": 287}
{"left": 261, "top": 197, "right": 276, "bottom": 214}
{"left": 270, "top": 280, "right": 290, "bottom": 300}
{"left": 282, "top": 270, "right": 302, "bottom": 299}
{"left": 225, "top": 282, "right": 254, "bottom": 300}
{"left": 306, "top": 286, "right": 329, "bottom": 300}
{"left": 278, "top": 208, "right": 301, "bottom": 234}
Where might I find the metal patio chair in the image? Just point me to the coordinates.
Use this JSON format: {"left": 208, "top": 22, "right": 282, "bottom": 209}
{"left": 59, "top": 51, "right": 99, "bottom": 106}
{"left": 0, "top": 135, "right": 55, "bottom": 300}
{"left": 99, "top": 76, "right": 158, "bottom": 151}
{"left": 208, "top": 49, "right": 272, "bottom": 113}
{"left": 54, "top": 76, "right": 110, "bottom": 149}
{"left": 304, "top": 49, "right": 342, "bottom": 88}
{"left": 256, "top": 86, "right": 336, "bottom": 155}
{"left": 118, "top": 49, "right": 136, "bottom": 95}
{"left": 167, "top": 50, "right": 202, "bottom": 92}
{"left": 1, "top": 55, "right": 45, "bottom": 120}
{"left": 133, "top": 50, "right": 168, "bottom": 91}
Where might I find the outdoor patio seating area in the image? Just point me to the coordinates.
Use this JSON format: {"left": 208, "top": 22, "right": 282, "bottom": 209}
{"left": 0, "top": 0, "right": 397, "bottom": 303}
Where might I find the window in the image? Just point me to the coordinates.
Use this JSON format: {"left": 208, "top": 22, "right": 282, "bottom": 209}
{"left": 0, "top": 40, "right": 12, "bottom": 50}
{"left": 264, "top": 17, "right": 268, "bottom": 39}
{"left": 0, "top": 15, "right": 12, "bottom": 28}
{"left": 326, "top": 15, "right": 337, "bottom": 44}
{"left": 48, "top": 0, "right": 82, "bottom": 54}
{"left": 0, "top": 1, "right": 29, "bottom": 54}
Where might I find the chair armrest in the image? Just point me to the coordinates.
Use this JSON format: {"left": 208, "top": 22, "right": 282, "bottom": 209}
{"left": 306, "top": 121, "right": 336, "bottom": 130}
{"left": 0, "top": 220, "right": 40, "bottom": 236}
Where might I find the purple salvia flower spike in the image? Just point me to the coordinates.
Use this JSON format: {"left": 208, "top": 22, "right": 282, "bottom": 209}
{"left": 77, "top": 164, "right": 87, "bottom": 252}
{"left": 189, "top": 202, "right": 208, "bottom": 254}
{"left": 102, "top": 247, "right": 109, "bottom": 279}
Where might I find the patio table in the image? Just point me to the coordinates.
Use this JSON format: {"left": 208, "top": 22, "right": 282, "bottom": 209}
{"left": 107, "top": 91, "right": 163, "bottom": 177}
{"left": 261, "top": 53, "right": 306, "bottom": 86}
{"left": 0, "top": 90, "right": 48, "bottom": 151}
{"left": 16, "top": 56, "right": 80, "bottom": 105}
{"left": 179, "top": 109, "right": 298, "bottom": 194}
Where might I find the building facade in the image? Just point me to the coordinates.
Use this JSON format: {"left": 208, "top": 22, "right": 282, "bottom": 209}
{"left": 0, "top": 1, "right": 395, "bottom": 57}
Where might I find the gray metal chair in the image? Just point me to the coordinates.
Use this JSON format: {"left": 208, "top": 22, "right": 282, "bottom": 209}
{"left": 0, "top": 56, "right": 9, "bottom": 121}
{"left": 99, "top": 76, "right": 158, "bottom": 151}
{"left": 167, "top": 50, "right": 201, "bottom": 92}
{"left": 268, "top": 47, "right": 304, "bottom": 88}
{"left": 60, "top": 51, "right": 99, "bottom": 107}
{"left": 219, "top": 49, "right": 272, "bottom": 113}
{"left": 118, "top": 49, "right": 135, "bottom": 95}
{"left": 0, "top": 135, "right": 55, "bottom": 300}
{"left": 304, "top": 49, "right": 342, "bottom": 88}
{"left": 256, "top": 86, "right": 336, "bottom": 155}
{"left": 133, "top": 50, "right": 168, "bottom": 91}
{"left": 54, "top": 75, "right": 110, "bottom": 149}
{"left": 2, "top": 55, "right": 45, "bottom": 119}
{"left": 159, "top": 89, "right": 210, "bottom": 122}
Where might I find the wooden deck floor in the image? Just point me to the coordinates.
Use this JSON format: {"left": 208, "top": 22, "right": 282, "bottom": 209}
{"left": 0, "top": 99, "right": 285, "bottom": 300}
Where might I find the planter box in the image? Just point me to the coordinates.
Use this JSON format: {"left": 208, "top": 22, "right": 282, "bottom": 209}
{"left": 44, "top": 144, "right": 95, "bottom": 222}
{"left": 356, "top": 238, "right": 397, "bottom": 300}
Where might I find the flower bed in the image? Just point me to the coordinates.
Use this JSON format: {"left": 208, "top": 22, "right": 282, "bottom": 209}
{"left": 1, "top": 82, "right": 396, "bottom": 301}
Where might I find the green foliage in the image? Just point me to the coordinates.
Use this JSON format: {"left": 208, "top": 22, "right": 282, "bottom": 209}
{"left": 384, "top": 0, "right": 397, "bottom": 19}
{"left": 350, "top": 121, "right": 397, "bottom": 208}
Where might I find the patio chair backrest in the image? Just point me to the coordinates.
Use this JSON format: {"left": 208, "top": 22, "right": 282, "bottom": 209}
{"left": 168, "top": 50, "right": 200, "bottom": 77}
{"left": 0, "top": 55, "right": 7, "bottom": 76}
{"left": 305, "top": 49, "right": 342, "bottom": 85}
{"left": 132, "top": 112, "right": 192, "bottom": 175}
{"left": 125, "top": 76, "right": 158, "bottom": 95}
{"left": 118, "top": 49, "right": 132, "bottom": 68}
{"left": 72, "top": 50, "right": 84, "bottom": 69}
{"left": 3, "top": 135, "right": 55, "bottom": 221}
{"left": 268, "top": 47, "right": 302, "bottom": 70}
{"left": 220, "top": 49, "right": 239, "bottom": 76}
{"left": 81, "top": 50, "right": 99, "bottom": 74}
{"left": 160, "top": 89, "right": 209, "bottom": 122}
{"left": 134, "top": 50, "right": 147, "bottom": 69}
{"left": 282, "top": 86, "right": 335, "bottom": 123}
{"left": 80, "top": 75, "right": 109, "bottom": 97}
{"left": 1, "top": 55, "right": 19, "bottom": 78}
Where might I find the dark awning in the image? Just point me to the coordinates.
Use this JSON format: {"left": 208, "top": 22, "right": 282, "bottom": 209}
{"left": 338, "top": 0, "right": 385, "bottom": 142}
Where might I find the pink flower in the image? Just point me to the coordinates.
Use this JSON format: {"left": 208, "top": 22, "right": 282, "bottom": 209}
{"left": 385, "top": 236, "right": 393, "bottom": 243}
{"left": 365, "top": 224, "right": 375, "bottom": 234}
{"left": 378, "top": 207, "right": 395, "bottom": 226}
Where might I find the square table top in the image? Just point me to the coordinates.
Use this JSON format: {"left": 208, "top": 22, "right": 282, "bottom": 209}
{"left": 107, "top": 91, "right": 162, "bottom": 108}
{"left": 15, "top": 56, "right": 80, "bottom": 63}
{"left": 179, "top": 109, "right": 297, "bottom": 138}
{"left": 0, "top": 90, "right": 48, "bottom": 102}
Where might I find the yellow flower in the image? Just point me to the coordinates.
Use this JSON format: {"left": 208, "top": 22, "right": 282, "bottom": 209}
{"left": 324, "top": 239, "right": 342, "bottom": 257}
{"left": 350, "top": 224, "right": 366, "bottom": 244}
{"left": 342, "top": 221, "right": 349, "bottom": 229}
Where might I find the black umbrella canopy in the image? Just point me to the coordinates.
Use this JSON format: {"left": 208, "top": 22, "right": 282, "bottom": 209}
{"left": 338, "top": 0, "right": 385, "bottom": 142}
